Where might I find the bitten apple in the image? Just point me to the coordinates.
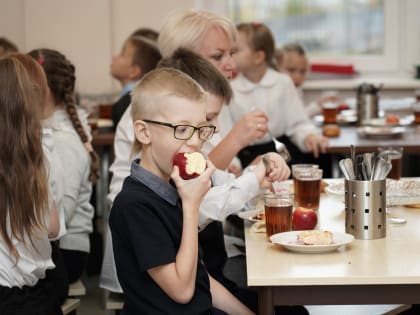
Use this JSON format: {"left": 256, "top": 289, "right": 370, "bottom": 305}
{"left": 292, "top": 207, "right": 318, "bottom": 230}
{"left": 173, "top": 152, "right": 206, "bottom": 180}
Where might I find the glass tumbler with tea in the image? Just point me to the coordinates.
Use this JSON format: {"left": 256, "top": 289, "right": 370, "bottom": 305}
{"left": 264, "top": 192, "right": 293, "bottom": 238}
{"left": 292, "top": 165, "right": 323, "bottom": 210}
{"left": 378, "top": 147, "right": 403, "bottom": 180}
{"left": 413, "top": 91, "right": 420, "bottom": 124}
{"left": 322, "top": 101, "right": 338, "bottom": 124}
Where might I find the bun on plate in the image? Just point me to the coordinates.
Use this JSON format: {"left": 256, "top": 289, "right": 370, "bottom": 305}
{"left": 323, "top": 124, "right": 340, "bottom": 137}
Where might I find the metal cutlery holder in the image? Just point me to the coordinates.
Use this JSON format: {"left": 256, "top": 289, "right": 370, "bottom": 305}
{"left": 345, "top": 179, "right": 386, "bottom": 240}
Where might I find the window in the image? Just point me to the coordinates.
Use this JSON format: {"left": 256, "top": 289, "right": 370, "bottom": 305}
{"left": 228, "top": 0, "right": 385, "bottom": 57}
{"left": 196, "top": 0, "right": 420, "bottom": 76}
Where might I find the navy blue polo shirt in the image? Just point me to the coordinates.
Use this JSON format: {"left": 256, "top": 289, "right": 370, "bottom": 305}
{"left": 109, "top": 159, "right": 212, "bottom": 315}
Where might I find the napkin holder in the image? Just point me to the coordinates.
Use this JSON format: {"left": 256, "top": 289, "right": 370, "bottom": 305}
{"left": 344, "top": 179, "right": 386, "bottom": 240}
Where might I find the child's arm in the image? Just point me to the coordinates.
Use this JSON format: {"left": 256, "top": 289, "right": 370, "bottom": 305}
{"left": 147, "top": 160, "right": 216, "bottom": 304}
{"left": 209, "top": 275, "right": 255, "bottom": 315}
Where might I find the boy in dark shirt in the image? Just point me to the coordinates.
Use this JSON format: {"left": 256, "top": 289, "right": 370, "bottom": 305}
{"left": 109, "top": 68, "right": 254, "bottom": 315}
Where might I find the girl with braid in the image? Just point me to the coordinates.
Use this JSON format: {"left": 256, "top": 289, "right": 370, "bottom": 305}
{"left": 28, "top": 48, "right": 99, "bottom": 283}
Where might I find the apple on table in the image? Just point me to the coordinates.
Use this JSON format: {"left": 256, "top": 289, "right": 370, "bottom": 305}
{"left": 292, "top": 207, "right": 318, "bottom": 231}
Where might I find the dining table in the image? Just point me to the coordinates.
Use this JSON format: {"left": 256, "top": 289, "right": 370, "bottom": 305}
{"left": 244, "top": 179, "right": 420, "bottom": 315}
{"left": 325, "top": 125, "right": 420, "bottom": 154}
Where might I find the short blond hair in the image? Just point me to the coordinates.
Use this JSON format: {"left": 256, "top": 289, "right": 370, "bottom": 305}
{"left": 131, "top": 68, "right": 207, "bottom": 153}
{"left": 158, "top": 9, "right": 237, "bottom": 58}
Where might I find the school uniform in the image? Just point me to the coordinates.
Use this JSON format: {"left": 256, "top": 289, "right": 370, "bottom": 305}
{"left": 109, "top": 160, "right": 212, "bottom": 315}
{"left": 0, "top": 220, "right": 63, "bottom": 315}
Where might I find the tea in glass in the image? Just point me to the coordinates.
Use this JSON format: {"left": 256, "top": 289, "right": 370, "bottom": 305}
{"left": 322, "top": 102, "right": 338, "bottom": 124}
{"left": 293, "top": 166, "right": 323, "bottom": 210}
{"left": 264, "top": 193, "right": 293, "bottom": 238}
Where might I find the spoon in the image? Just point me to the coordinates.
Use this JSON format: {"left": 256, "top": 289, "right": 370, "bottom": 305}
{"left": 267, "top": 129, "right": 291, "bottom": 162}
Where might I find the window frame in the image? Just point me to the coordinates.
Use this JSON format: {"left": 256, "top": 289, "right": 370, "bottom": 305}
{"left": 195, "top": 0, "right": 418, "bottom": 77}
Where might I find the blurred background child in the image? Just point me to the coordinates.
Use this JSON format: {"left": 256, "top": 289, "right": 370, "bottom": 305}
{"left": 279, "top": 43, "right": 340, "bottom": 117}
{"left": 225, "top": 22, "right": 328, "bottom": 169}
{"left": 110, "top": 28, "right": 161, "bottom": 127}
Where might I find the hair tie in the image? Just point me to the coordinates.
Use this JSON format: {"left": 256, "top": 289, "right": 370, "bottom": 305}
{"left": 37, "top": 56, "right": 44, "bottom": 65}
{"left": 251, "top": 22, "right": 261, "bottom": 29}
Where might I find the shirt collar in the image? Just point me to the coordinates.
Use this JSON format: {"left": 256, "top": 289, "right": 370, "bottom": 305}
{"left": 130, "top": 159, "right": 179, "bottom": 206}
{"left": 234, "top": 68, "right": 278, "bottom": 93}
{"left": 120, "top": 81, "right": 137, "bottom": 96}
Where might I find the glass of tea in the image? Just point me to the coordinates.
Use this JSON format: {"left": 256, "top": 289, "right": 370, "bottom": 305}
{"left": 292, "top": 164, "right": 323, "bottom": 210}
{"left": 378, "top": 147, "right": 403, "bottom": 180}
{"left": 412, "top": 98, "right": 420, "bottom": 124}
{"left": 264, "top": 192, "right": 293, "bottom": 238}
{"left": 322, "top": 101, "right": 338, "bottom": 124}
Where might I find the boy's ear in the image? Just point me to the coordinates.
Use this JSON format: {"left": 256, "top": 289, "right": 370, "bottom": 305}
{"left": 133, "top": 119, "right": 151, "bottom": 145}
{"left": 129, "top": 65, "right": 143, "bottom": 81}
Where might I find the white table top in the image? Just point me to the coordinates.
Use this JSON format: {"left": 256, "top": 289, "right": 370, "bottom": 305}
{"left": 245, "top": 182, "right": 420, "bottom": 287}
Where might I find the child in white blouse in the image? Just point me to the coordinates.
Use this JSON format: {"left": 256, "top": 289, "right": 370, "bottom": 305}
{"left": 279, "top": 43, "right": 340, "bottom": 117}
{"left": 223, "top": 22, "right": 328, "bottom": 168}
{"left": 0, "top": 53, "right": 61, "bottom": 315}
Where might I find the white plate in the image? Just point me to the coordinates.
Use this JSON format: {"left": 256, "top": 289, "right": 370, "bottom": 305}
{"left": 324, "top": 179, "right": 345, "bottom": 196}
{"left": 357, "top": 125, "right": 406, "bottom": 138}
{"left": 270, "top": 231, "right": 354, "bottom": 253}
{"left": 365, "top": 115, "right": 414, "bottom": 127}
{"left": 237, "top": 210, "right": 263, "bottom": 222}
{"left": 324, "top": 179, "right": 420, "bottom": 206}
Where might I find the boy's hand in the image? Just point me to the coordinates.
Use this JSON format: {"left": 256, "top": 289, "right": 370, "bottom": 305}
{"left": 253, "top": 152, "right": 290, "bottom": 188}
{"left": 171, "top": 159, "right": 216, "bottom": 211}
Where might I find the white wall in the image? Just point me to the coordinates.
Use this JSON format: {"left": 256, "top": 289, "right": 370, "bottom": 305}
{"left": 0, "top": 0, "right": 194, "bottom": 95}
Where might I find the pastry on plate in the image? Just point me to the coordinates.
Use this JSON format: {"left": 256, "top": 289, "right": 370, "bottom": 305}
{"left": 297, "top": 230, "right": 333, "bottom": 245}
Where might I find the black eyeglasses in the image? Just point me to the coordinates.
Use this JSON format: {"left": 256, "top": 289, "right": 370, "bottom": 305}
{"left": 143, "top": 119, "right": 216, "bottom": 141}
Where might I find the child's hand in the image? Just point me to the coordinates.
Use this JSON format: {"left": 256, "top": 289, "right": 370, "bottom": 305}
{"left": 171, "top": 159, "right": 216, "bottom": 211}
{"left": 304, "top": 134, "right": 328, "bottom": 158}
{"left": 231, "top": 109, "right": 268, "bottom": 148}
{"left": 253, "top": 152, "right": 290, "bottom": 188}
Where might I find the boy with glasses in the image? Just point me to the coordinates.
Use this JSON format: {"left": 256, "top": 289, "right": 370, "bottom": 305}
{"left": 109, "top": 68, "right": 254, "bottom": 314}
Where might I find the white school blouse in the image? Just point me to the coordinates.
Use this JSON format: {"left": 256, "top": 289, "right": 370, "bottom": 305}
{"left": 0, "top": 217, "right": 54, "bottom": 288}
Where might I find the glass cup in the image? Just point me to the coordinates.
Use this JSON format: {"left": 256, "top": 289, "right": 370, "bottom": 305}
{"left": 322, "top": 101, "right": 338, "bottom": 124}
{"left": 292, "top": 165, "right": 323, "bottom": 210}
{"left": 378, "top": 147, "right": 403, "bottom": 180}
{"left": 412, "top": 101, "right": 420, "bottom": 124}
{"left": 264, "top": 192, "right": 293, "bottom": 238}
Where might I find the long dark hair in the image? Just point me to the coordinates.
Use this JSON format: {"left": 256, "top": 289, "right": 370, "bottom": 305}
{"left": 0, "top": 55, "right": 49, "bottom": 262}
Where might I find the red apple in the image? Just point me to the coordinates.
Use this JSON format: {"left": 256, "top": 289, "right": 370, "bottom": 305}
{"left": 173, "top": 152, "right": 206, "bottom": 180}
{"left": 292, "top": 207, "right": 318, "bottom": 231}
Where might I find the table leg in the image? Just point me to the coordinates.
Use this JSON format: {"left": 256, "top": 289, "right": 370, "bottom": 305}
{"left": 258, "top": 287, "right": 274, "bottom": 315}
{"left": 96, "top": 147, "right": 110, "bottom": 217}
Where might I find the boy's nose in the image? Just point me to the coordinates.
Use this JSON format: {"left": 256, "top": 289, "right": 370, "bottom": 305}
{"left": 185, "top": 130, "right": 203, "bottom": 149}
